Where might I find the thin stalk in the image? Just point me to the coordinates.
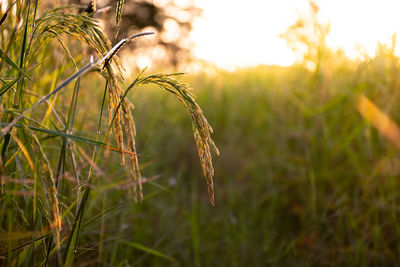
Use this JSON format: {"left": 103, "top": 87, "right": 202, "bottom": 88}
{"left": 14, "top": 0, "right": 31, "bottom": 108}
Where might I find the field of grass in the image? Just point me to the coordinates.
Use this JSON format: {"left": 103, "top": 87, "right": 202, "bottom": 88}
{"left": 127, "top": 58, "right": 400, "bottom": 266}
{"left": 2, "top": 1, "right": 400, "bottom": 266}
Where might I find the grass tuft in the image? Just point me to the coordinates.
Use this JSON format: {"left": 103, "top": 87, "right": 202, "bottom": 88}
{"left": 0, "top": 2, "right": 217, "bottom": 265}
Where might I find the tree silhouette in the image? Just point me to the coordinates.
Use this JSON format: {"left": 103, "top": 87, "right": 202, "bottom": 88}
{"left": 73, "top": 0, "right": 201, "bottom": 67}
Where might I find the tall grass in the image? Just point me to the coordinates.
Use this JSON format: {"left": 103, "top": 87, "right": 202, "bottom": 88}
{"left": 0, "top": 1, "right": 217, "bottom": 265}
{"left": 3, "top": 1, "right": 400, "bottom": 266}
{"left": 124, "top": 45, "right": 400, "bottom": 265}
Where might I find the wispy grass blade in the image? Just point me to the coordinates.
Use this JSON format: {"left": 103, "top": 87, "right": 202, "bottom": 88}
{"left": 32, "top": 0, "right": 39, "bottom": 27}
{"left": 0, "top": 48, "right": 32, "bottom": 81}
{"left": 63, "top": 187, "right": 89, "bottom": 266}
{"left": 82, "top": 200, "right": 128, "bottom": 227}
{"left": 120, "top": 240, "right": 176, "bottom": 262}
{"left": 0, "top": 123, "right": 136, "bottom": 156}
{"left": 11, "top": 134, "right": 34, "bottom": 171}
{"left": 14, "top": 1, "right": 31, "bottom": 108}
{"left": 0, "top": 56, "right": 47, "bottom": 97}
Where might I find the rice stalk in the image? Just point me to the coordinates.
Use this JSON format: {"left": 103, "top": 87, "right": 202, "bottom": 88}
{"left": 121, "top": 73, "right": 220, "bottom": 205}
{"left": 1, "top": 1, "right": 219, "bottom": 263}
{"left": 115, "top": 0, "right": 125, "bottom": 38}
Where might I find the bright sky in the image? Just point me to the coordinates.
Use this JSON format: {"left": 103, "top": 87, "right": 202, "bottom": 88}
{"left": 190, "top": 0, "right": 400, "bottom": 69}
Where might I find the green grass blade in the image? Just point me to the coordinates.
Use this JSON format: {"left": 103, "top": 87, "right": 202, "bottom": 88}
{"left": 67, "top": 78, "right": 81, "bottom": 131}
{"left": 82, "top": 200, "right": 128, "bottom": 227}
{"left": 33, "top": 161, "right": 38, "bottom": 222}
{"left": 15, "top": 1, "right": 31, "bottom": 108}
{"left": 0, "top": 10, "right": 8, "bottom": 26}
{"left": 98, "top": 80, "right": 108, "bottom": 130}
{"left": 110, "top": 211, "right": 127, "bottom": 266}
{"left": 120, "top": 240, "right": 176, "bottom": 262}
{"left": 0, "top": 48, "right": 32, "bottom": 81}
{"left": 0, "top": 233, "right": 52, "bottom": 257}
{"left": 1, "top": 74, "right": 25, "bottom": 98}
{"left": 25, "top": 125, "right": 128, "bottom": 153}
{"left": 55, "top": 138, "right": 66, "bottom": 191}
{"left": 22, "top": 215, "right": 42, "bottom": 267}
{"left": 32, "top": 0, "right": 39, "bottom": 27}
{"left": 0, "top": 122, "right": 135, "bottom": 157}
{"left": 0, "top": 56, "right": 47, "bottom": 97}
{"left": 190, "top": 180, "right": 201, "bottom": 266}
{"left": 64, "top": 188, "right": 90, "bottom": 266}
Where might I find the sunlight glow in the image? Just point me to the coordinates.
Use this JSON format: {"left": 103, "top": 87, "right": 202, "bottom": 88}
{"left": 191, "top": 0, "right": 400, "bottom": 69}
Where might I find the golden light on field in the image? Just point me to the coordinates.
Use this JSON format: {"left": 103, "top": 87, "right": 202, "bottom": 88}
{"left": 190, "top": 0, "right": 400, "bottom": 69}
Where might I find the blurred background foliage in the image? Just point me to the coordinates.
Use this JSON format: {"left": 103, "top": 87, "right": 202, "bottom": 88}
{"left": 70, "top": 0, "right": 201, "bottom": 67}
